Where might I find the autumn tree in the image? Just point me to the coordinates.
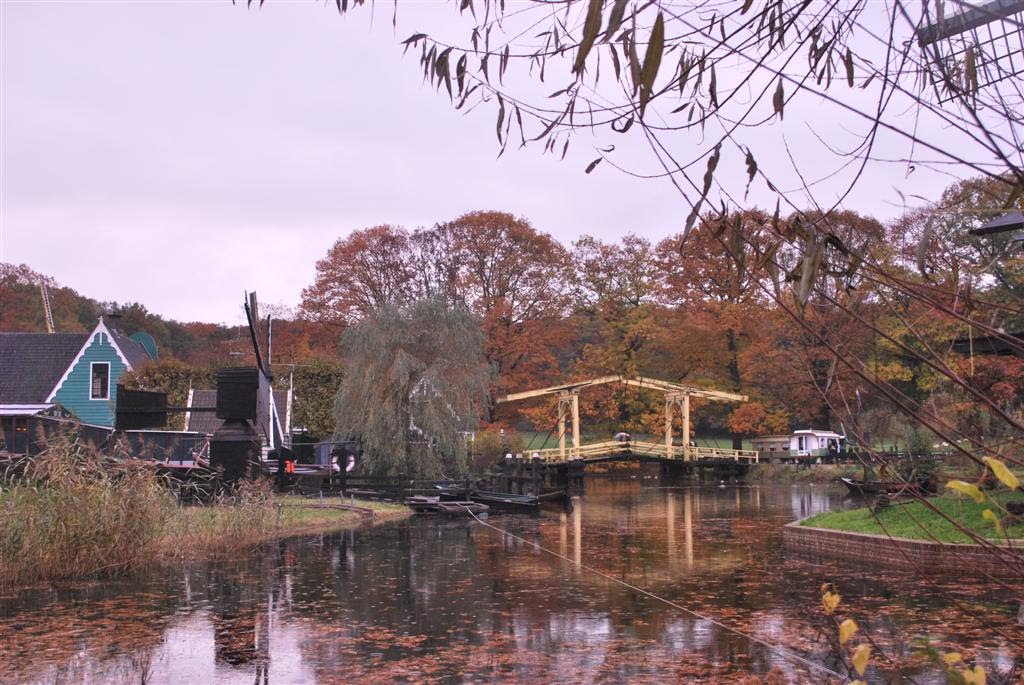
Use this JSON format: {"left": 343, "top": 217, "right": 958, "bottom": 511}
{"left": 444, "top": 210, "right": 573, "bottom": 401}
{"left": 567, "top": 234, "right": 664, "bottom": 435}
{"left": 300, "top": 225, "right": 416, "bottom": 326}
{"left": 0, "top": 263, "right": 98, "bottom": 333}
{"left": 334, "top": 298, "right": 491, "bottom": 478}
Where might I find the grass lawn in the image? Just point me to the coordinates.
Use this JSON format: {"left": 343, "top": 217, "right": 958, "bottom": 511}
{"left": 273, "top": 495, "right": 409, "bottom": 534}
{"left": 802, "top": 490, "right": 1024, "bottom": 543}
{"left": 156, "top": 495, "right": 410, "bottom": 563}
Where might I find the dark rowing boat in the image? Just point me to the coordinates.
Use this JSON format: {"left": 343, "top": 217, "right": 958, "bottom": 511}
{"left": 839, "top": 477, "right": 924, "bottom": 497}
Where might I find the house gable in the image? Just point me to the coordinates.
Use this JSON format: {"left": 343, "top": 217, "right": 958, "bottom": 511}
{"left": 46, "top": 319, "right": 146, "bottom": 427}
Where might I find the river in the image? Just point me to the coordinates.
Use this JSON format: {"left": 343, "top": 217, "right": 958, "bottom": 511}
{"left": 0, "top": 479, "right": 1021, "bottom": 683}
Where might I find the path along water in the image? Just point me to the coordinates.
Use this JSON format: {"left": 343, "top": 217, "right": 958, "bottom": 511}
{"left": 0, "top": 478, "right": 1021, "bottom": 683}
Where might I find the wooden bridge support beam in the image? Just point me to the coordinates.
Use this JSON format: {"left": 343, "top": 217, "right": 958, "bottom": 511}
{"left": 557, "top": 390, "right": 580, "bottom": 461}
{"left": 665, "top": 393, "right": 691, "bottom": 460}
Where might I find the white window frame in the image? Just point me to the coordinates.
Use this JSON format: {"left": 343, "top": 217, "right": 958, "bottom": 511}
{"left": 90, "top": 362, "right": 110, "bottom": 400}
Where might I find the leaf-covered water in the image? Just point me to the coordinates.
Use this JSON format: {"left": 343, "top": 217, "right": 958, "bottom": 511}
{"left": 0, "top": 479, "right": 1021, "bottom": 683}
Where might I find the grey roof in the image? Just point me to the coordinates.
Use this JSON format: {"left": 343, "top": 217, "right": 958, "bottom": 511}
{"left": 0, "top": 333, "right": 88, "bottom": 404}
{"left": 186, "top": 388, "right": 289, "bottom": 440}
{"left": 109, "top": 328, "right": 153, "bottom": 369}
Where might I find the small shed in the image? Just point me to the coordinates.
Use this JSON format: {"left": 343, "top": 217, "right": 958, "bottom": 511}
{"left": 790, "top": 429, "right": 845, "bottom": 458}
{"left": 751, "top": 435, "right": 791, "bottom": 462}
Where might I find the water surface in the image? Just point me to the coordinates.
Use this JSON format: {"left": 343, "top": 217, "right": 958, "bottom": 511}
{"left": 1, "top": 478, "right": 1021, "bottom": 683}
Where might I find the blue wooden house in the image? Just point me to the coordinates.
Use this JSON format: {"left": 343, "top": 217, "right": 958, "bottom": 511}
{"left": 0, "top": 318, "right": 153, "bottom": 451}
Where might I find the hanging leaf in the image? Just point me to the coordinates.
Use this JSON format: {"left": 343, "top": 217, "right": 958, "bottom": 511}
{"left": 839, "top": 618, "right": 858, "bottom": 645}
{"left": 851, "top": 644, "right": 871, "bottom": 676}
{"left": 573, "top": 0, "right": 604, "bottom": 75}
{"left": 585, "top": 157, "right": 603, "bottom": 173}
{"left": 844, "top": 47, "right": 855, "bottom": 87}
{"left": 608, "top": 43, "right": 622, "bottom": 80}
{"left": 772, "top": 78, "right": 785, "bottom": 119}
{"left": 402, "top": 33, "right": 428, "bottom": 53}
{"left": 982, "top": 456, "right": 1020, "bottom": 490}
{"left": 496, "top": 94, "right": 506, "bottom": 144}
{"left": 682, "top": 143, "right": 721, "bottom": 237}
{"left": 796, "top": 232, "right": 825, "bottom": 307}
{"left": 602, "top": 0, "right": 629, "bottom": 43}
{"left": 627, "top": 20, "right": 641, "bottom": 95}
{"left": 946, "top": 480, "right": 985, "bottom": 503}
{"left": 744, "top": 148, "right": 757, "bottom": 189}
{"left": 638, "top": 12, "right": 665, "bottom": 117}
{"left": 708, "top": 63, "right": 718, "bottom": 108}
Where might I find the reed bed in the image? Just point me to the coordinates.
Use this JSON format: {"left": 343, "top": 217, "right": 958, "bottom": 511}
{"left": 1, "top": 436, "right": 409, "bottom": 587}
{"left": 0, "top": 436, "right": 174, "bottom": 585}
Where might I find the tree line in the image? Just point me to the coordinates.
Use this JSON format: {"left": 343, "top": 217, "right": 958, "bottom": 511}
{"left": 4, "top": 174, "right": 1021, "bottom": 456}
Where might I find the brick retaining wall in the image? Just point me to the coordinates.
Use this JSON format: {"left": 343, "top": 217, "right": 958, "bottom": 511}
{"left": 783, "top": 520, "right": 1023, "bottom": 575}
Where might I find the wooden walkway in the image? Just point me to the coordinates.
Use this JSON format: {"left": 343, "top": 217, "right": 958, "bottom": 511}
{"left": 527, "top": 439, "right": 759, "bottom": 464}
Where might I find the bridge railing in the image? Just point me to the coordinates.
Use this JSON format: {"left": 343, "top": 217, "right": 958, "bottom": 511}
{"left": 527, "top": 440, "right": 759, "bottom": 463}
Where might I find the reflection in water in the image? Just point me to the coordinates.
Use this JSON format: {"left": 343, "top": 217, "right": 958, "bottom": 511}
{"left": 0, "top": 480, "right": 1021, "bottom": 684}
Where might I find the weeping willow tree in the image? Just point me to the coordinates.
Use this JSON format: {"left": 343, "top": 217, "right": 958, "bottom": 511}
{"left": 334, "top": 298, "right": 492, "bottom": 478}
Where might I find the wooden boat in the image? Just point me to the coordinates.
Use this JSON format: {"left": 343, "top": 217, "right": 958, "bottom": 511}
{"left": 468, "top": 490, "right": 540, "bottom": 510}
{"left": 839, "top": 477, "right": 924, "bottom": 497}
{"left": 436, "top": 501, "right": 489, "bottom": 516}
{"left": 407, "top": 495, "right": 489, "bottom": 516}
{"left": 407, "top": 495, "right": 442, "bottom": 513}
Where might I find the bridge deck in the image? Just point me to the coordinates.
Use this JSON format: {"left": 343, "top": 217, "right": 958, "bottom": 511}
{"left": 529, "top": 440, "right": 758, "bottom": 464}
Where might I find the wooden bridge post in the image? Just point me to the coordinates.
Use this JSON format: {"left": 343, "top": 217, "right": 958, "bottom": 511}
{"left": 681, "top": 394, "right": 690, "bottom": 461}
{"left": 571, "top": 390, "right": 580, "bottom": 460}
{"left": 665, "top": 398, "right": 674, "bottom": 459}
{"left": 558, "top": 392, "right": 568, "bottom": 462}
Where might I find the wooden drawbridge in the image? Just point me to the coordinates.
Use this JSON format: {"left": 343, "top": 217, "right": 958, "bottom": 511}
{"left": 495, "top": 375, "right": 759, "bottom": 464}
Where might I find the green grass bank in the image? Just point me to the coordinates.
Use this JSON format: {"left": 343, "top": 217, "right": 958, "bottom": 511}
{"left": 801, "top": 491, "right": 1024, "bottom": 543}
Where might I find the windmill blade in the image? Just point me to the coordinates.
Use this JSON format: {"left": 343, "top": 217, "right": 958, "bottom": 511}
{"left": 244, "top": 292, "right": 266, "bottom": 376}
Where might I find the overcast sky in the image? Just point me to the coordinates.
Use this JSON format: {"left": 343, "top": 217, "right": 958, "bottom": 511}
{"left": 0, "top": 0, "right": 997, "bottom": 324}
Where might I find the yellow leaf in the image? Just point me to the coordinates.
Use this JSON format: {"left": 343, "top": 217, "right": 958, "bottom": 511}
{"left": 822, "top": 590, "right": 841, "bottom": 614}
{"left": 982, "top": 509, "right": 1004, "bottom": 535}
{"left": 851, "top": 644, "right": 871, "bottom": 676}
{"left": 943, "top": 652, "right": 963, "bottom": 665}
{"left": 839, "top": 618, "right": 858, "bottom": 645}
{"left": 946, "top": 480, "right": 985, "bottom": 503}
{"left": 982, "top": 456, "right": 1020, "bottom": 490}
{"left": 961, "top": 665, "right": 986, "bottom": 685}
{"left": 850, "top": 681, "right": 867, "bottom": 685}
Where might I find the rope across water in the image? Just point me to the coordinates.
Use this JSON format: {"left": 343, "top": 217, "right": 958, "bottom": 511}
{"left": 462, "top": 506, "right": 849, "bottom": 682}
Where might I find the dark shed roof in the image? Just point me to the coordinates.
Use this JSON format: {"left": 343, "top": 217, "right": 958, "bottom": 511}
{"left": 0, "top": 333, "right": 88, "bottom": 404}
